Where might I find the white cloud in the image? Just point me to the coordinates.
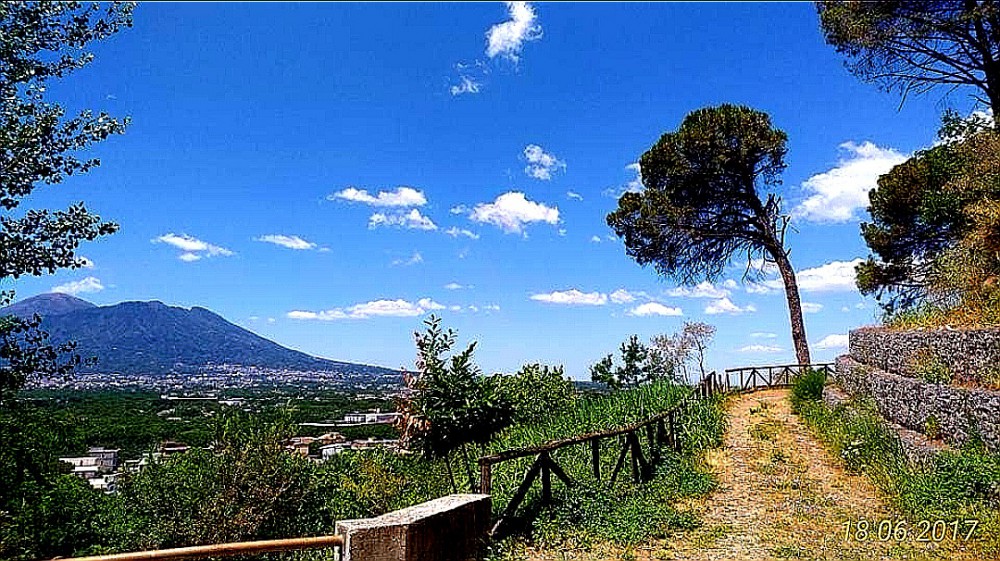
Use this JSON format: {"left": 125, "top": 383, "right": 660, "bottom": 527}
{"left": 668, "top": 281, "right": 731, "bottom": 299}
{"left": 444, "top": 282, "right": 467, "bottom": 290}
{"left": 557, "top": 228, "right": 567, "bottom": 237}
{"left": 52, "top": 276, "right": 104, "bottom": 296}
{"left": 704, "top": 297, "right": 756, "bottom": 315}
{"left": 603, "top": 163, "right": 644, "bottom": 198}
{"left": 484, "top": 304, "right": 501, "bottom": 311}
{"left": 287, "top": 298, "right": 446, "bottom": 320}
{"left": 793, "top": 141, "right": 907, "bottom": 223}
{"left": 795, "top": 259, "right": 863, "bottom": 292}
{"left": 330, "top": 186, "right": 427, "bottom": 207}
{"left": 738, "top": 344, "right": 783, "bottom": 354}
{"left": 815, "top": 333, "right": 849, "bottom": 350}
{"left": 153, "top": 233, "right": 234, "bottom": 261}
{"left": 523, "top": 144, "right": 565, "bottom": 180}
{"left": 750, "top": 332, "right": 777, "bottom": 339}
{"left": 254, "top": 234, "right": 317, "bottom": 250}
{"left": 745, "top": 283, "right": 774, "bottom": 295}
{"left": 417, "top": 298, "right": 446, "bottom": 311}
{"left": 627, "top": 302, "right": 683, "bottom": 317}
{"left": 450, "top": 76, "right": 481, "bottom": 96}
{"left": 801, "top": 302, "right": 824, "bottom": 314}
{"left": 77, "top": 257, "right": 95, "bottom": 269}
{"left": 590, "top": 235, "right": 602, "bottom": 243}
{"left": 486, "top": 2, "right": 542, "bottom": 61}
{"left": 469, "top": 192, "right": 559, "bottom": 234}
{"left": 444, "top": 226, "right": 480, "bottom": 239}
{"left": 450, "top": 205, "right": 469, "bottom": 215}
{"left": 609, "top": 289, "right": 638, "bottom": 304}
{"left": 267, "top": 317, "right": 275, "bottom": 323}
{"left": 391, "top": 252, "right": 423, "bottom": 266}
{"left": 530, "top": 289, "right": 607, "bottom": 305}
{"left": 567, "top": 191, "right": 583, "bottom": 201}
{"left": 369, "top": 209, "right": 438, "bottom": 231}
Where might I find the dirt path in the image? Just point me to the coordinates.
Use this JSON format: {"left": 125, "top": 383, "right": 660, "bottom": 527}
{"left": 527, "top": 389, "right": 980, "bottom": 560}
{"left": 648, "top": 389, "right": 975, "bottom": 561}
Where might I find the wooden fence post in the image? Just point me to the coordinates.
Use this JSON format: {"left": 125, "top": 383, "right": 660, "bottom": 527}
{"left": 591, "top": 438, "right": 601, "bottom": 481}
{"left": 479, "top": 461, "right": 492, "bottom": 496}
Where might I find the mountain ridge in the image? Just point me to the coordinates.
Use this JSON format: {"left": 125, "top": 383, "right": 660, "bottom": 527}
{"left": 0, "top": 293, "right": 399, "bottom": 378}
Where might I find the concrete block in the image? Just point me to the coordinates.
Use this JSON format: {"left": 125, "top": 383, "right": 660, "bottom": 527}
{"left": 337, "top": 494, "right": 491, "bottom": 561}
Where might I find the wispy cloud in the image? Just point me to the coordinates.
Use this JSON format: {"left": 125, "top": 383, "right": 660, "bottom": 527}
{"left": 153, "top": 233, "right": 234, "bottom": 261}
{"left": 52, "top": 276, "right": 104, "bottom": 296}
{"left": 254, "top": 234, "right": 317, "bottom": 250}
{"left": 705, "top": 297, "right": 756, "bottom": 315}
{"left": 750, "top": 332, "right": 777, "bottom": 339}
{"left": 738, "top": 344, "right": 783, "bottom": 353}
{"left": 668, "top": 281, "right": 731, "bottom": 299}
{"left": 609, "top": 288, "right": 639, "bottom": 304}
{"left": 369, "top": 209, "right": 438, "bottom": 231}
{"left": 815, "top": 334, "right": 849, "bottom": 350}
{"left": 450, "top": 75, "right": 482, "bottom": 96}
{"left": 391, "top": 252, "right": 424, "bottom": 266}
{"left": 530, "top": 289, "right": 607, "bottom": 305}
{"left": 801, "top": 302, "right": 824, "bottom": 314}
{"left": 444, "top": 282, "right": 469, "bottom": 290}
{"left": 469, "top": 192, "right": 559, "bottom": 234}
{"left": 793, "top": 142, "right": 906, "bottom": 223}
{"left": 627, "top": 302, "right": 682, "bottom": 317}
{"left": 523, "top": 144, "right": 565, "bottom": 180}
{"left": 330, "top": 187, "right": 427, "bottom": 207}
{"left": 288, "top": 298, "right": 446, "bottom": 320}
{"left": 566, "top": 191, "right": 583, "bottom": 201}
{"left": 604, "top": 163, "right": 643, "bottom": 198}
{"left": 444, "top": 226, "right": 480, "bottom": 239}
{"left": 486, "top": 2, "right": 542, "bottom": 61}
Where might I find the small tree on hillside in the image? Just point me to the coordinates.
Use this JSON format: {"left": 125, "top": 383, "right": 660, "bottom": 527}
{"left": 817, "top": 2, "right": 1000, "bottom": 124}
{"left": 590, "top": 335, "right": 655, "bottom": 390}
{"left": 650, "top": 322, "right": 716, "bottom": 383}
{"left": 607, "top": 105, "right": 811, "bottom": 363}
{"left": 396, "top": 316, "right": 511, "bottom": 492}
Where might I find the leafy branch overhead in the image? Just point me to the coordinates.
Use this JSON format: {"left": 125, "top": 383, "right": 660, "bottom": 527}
{"left": 1, "top": 2, "right": 133, "bottom": 291}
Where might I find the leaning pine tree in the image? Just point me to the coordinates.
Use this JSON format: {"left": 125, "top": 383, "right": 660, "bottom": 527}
{"left": 607, "top": 105, "right": 811, "bottom": 364}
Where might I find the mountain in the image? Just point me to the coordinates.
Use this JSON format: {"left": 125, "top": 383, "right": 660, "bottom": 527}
{"left": 0, "top": 293, "right": 399, "bottom": 378}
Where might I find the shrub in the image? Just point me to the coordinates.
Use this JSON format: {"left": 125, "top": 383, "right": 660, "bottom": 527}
{"left": 495, "top": 363, "right": 575, "bottom": 425}
{"left": 910, "top": 348, "right": 952, "bottom": 384}
{"left": 789, "top": 367, "right": 826, "bottom": 410}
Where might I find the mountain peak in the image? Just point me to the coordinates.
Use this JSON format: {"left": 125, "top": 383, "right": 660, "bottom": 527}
{"left": 1, "top": 292, "right": 96, "bottom": 318}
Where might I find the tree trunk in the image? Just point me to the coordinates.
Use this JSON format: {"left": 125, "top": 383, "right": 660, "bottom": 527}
{"left": 771, "top": 250, "right": 811, "bottom": 365}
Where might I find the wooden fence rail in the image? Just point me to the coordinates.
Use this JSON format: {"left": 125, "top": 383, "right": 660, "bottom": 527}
{"left": 723, "top": 362, "right": 833, "bottom": 392}
{"left": 53, "top": 535, "right": 344, "bottom": 561}
{"left": 479, "top": 371, "right": 722, "bottom": 536}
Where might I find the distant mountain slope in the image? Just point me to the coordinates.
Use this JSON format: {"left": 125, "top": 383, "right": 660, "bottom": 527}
{"left": 0, "top": 293, "right": 399, "bottom": 377}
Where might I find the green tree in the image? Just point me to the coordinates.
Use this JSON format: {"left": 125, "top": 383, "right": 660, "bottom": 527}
{"left": 396, "top": 316, "right": 512, "bottom": 491}
{"left": 858, "top": 113, "right": 1000, "bottom": 320}
{"left": 0, "top": 2, "right": 132, "bottom": 400}
{"left": 607, "top": 105, "right": 811, "bottom": 363}
{"left": 496, "top": 363, "right": 575, "bottom": 424}
{"left": 590, "top": 335, "right": 652, "bottom": 391}
{"left": 817, "top": 2, "right": 1000, "bottom": 124}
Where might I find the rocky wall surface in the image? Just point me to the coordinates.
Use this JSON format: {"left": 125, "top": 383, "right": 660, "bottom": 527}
{"left": 834, "top": 355, "right": 1000, "bottom": 451}
{"left": 849, "top": 327, "right": 1000, "bottom": 384}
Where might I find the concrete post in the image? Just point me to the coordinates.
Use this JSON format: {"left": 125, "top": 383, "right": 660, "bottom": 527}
{"left": 336, "top": 494, "right": 491, "bottom": 561}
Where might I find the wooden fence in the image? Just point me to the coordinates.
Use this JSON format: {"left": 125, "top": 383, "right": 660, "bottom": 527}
{"left": 723, "top": 362, "right": 833, "bottom": 392}
{"left": 478, "top": 371, "right": 724, "bottom": 536}
{"left": 55, "top": 535, "right": 344, "bottom": 561}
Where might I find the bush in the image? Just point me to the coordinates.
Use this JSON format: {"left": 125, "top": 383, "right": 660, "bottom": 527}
{"left": 495, "top": 364, "right": 576, "bottom": 425}
{"left": 789, "top": 367, "right": 826, "bottom": 410}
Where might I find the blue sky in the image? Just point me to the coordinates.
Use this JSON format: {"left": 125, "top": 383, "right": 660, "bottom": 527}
{"left": 10, "top": 3, "right": 978, "bottom": 378}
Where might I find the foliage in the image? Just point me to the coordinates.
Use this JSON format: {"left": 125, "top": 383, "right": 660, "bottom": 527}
{"left": 607, "top": 104, "right": 811, "bottom": 364}
{"left": 649, "top": 322, "right": 716, "bottom": 383}
{"left": 796, "top": 397, "right": 1000, "bottom": 556}
{"left": 789, "top": 367, "right": 826, "bottom": 409}
{"left": 817, "top": 2, "right": 1000, "bottom": 121}
{"left": 860, "top": 114, "right": 1000, "bottom": 324}
{"left": 495, "top": 363, "right": 576, "bottom": 425}
{"left": 590, "top": 335, "right": 654, "bottom": 390}
{"left": 0, "top": 314, "right": 92, "bottom": 408}
{"left": 0, "top": 2, "right": 131, "bottom": 294}
{"left": 910, "top": 349, "right": 953, "bottom": 385}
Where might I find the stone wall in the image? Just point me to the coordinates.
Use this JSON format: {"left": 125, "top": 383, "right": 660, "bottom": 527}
{"left": 834, "top": 355, "right": 1000, "bottom": 451}
{"left": 849, "top": 326, "right": 1000, "bottom": 385}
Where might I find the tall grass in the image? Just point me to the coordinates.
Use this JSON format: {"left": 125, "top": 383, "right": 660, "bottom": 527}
{"left": 794, "top": 395, "right": 1000, "bottom": 556}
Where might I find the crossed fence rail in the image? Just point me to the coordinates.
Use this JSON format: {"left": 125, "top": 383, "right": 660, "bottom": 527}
{"left": 50, "top": 363, "right": 834, "bottom": 561}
